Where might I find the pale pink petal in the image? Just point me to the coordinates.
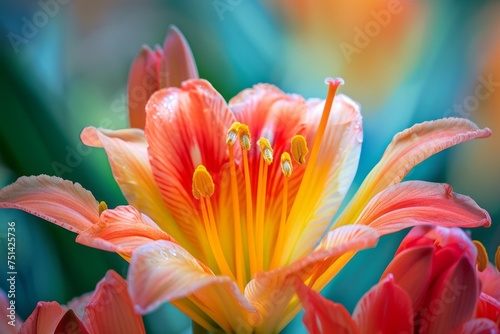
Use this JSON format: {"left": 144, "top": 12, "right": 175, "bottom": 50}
{"left": 475, "top": 293, "right": 500, "bottom": 328}
{"left": 479, "top": 263, "right": 500, "bottom": 301}
{"left": 66, "top": 291, "right": 92, "bottom": 320}
{"left": 335, "top": 118, "right": 491, "bottom": 229}
{"left": 295, "top": 280, "right": 359, "bottom": 334}
{"left": 454, "top": 318, "right": 499, "bottom": 334}
{"left": 0, "top": 289, "right": 22, "bottom": 333}
{"left": 76, "top": 205, "right": 175, "bottom": 260}
{"left": 18, "top": 301, "right": 66, "bottom": 334}
{"left": 128, "top": 240, "right": 259, "bottom": 333}
{"left": 381, "top": 245, "right": 434, "bottom": 310}
{"left": 160, "top": 25, "right": 198, "bottom": 88}
{"left": 54, "top": 310, "right": 89, "bottom": 334}
{"left": 420, "top": 256, "right": 480, "bottom": 333}
{"left": 0, "top": 175, "right": 99, "bottom": 233}
{"left": 395, "top": 225, "right": 478, "bottom": 265}
{"left": 145, "top": 79, "right": 238, "bottom": 263}
{"left": 245, "top": 225, "right": 379, "bottom": 332}
{"left": 353, "top": 181, "right": 491, "bottom": 235}
{"left": 82, "top": 270, "right": 146, "bottom": 334}
{"left": 352, "top": 275, "right": 414, "bottom": 334}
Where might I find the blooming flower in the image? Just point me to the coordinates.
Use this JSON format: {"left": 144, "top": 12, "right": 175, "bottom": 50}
{"left": 296, "top": 226, "right": 500, "bottom": 333}
{"left": 0, "top": 28, "right": 493, "bottom": 332}
{"left": 0, "top": 270, "right": 145, "bottom": 334}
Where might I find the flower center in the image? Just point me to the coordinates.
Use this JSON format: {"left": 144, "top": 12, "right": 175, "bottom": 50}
{"left": 191, "top": 78, "right": 343, "bottom": 290}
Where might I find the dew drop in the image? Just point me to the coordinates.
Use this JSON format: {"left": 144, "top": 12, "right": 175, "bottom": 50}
{"left": 356, "top": 131, "right": 363, "bottom": 144}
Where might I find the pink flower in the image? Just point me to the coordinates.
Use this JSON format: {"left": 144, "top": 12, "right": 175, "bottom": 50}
{"left": 296, "top": 226, "right": 500, "bottom": 333}
{"left": 1, "top": 270, "right": 145, "bottom": 334}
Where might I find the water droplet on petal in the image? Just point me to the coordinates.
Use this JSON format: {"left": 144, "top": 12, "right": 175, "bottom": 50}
{"left": 169, "top": 248, "right": 177, "bottom": 257}
{"left": 356, "top": 131, "right": 363, "bottom": 144}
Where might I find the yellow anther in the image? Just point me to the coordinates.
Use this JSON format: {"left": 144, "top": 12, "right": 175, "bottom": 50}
{"left": 226, "top": 122, "right": 241, "bottom": 146}
{"left": 473, "top": 240, "right": 488, "bottom": 272}
{"left": 290, "top": 135, "right": 309, "bottom": 165}
{"left": 496, "top": 246, "right": 500, "bottom": 271}
{"left": 237, "top": 124, "right": 251, "bottom": 150}
{"left": 280, "top": 152, "right": 293, "bottom": 177}
{"left": 98, "top": 201, "right": 108, "bottom": 215}
{"left": 257, "top": 138, "right": 273, "bottom": 165}
{"left": 192, "top": 165, "right": 214, "bottom": 199}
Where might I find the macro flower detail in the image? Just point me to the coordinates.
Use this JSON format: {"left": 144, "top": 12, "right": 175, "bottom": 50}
{"left": 296, "top": 226, "right": 500, "bottom": 334}
{"left": 0, "top": 73, "right": 492, "bottom": 333}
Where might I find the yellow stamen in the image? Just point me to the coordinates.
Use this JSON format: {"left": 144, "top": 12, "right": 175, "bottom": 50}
{"left": 280, "top": 152, "right": 293, "bottom": 177}
{"left": 255, "top": 138, "right": 273, "bottom": 272}
{"left": 192, "top": 166, "right": 234, "bottom": 280}
{"left": 270, "top": 152, "right": 292, "bottom": 269}
{"left": 227, "top": 133, "right": 246, "bottom": 291}
{"left": 257, "top": 138, "right": 273, "bottom": 165}
{"left": 280, "top": 78, "right": 343, "bottom": 264}
{"left": 98, "top": 201, "right": 108, "bottom": 215}
{"left": 473, "top": 240, "right": 488, "bottom": 272}
{"left": 290, "top": 135, "right": 309, "bottom": 165}
{"left": 496, "top": 246, "right": 500, "bottom": 271}
{"left": 226, "top": 122, "right": 241, "bottom": 146}
{"left": 192, "top": 165, "right": 215, "bottom": 199}
{"left": 237, "top": 123, "right": 257, "bottom": 275}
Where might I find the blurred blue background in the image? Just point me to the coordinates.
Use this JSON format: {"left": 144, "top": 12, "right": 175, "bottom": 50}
{"left": 0, "top": 0, "right": 499, "bottom": 332}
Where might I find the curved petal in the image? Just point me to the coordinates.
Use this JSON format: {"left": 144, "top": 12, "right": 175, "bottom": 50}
{"left": 0, "top": 175, "right": 99, "bottom": 233}
{"left": 54, "top": 310, "right": 89, "bottom": 334}
{"left": 128, "top": 240, "right": 259, "bottom": 333}
{"left": 160, "top": 25, "right": 199, "bottom": 88}
{"left": 295, "top": 280, "right": 359, "bottom": 334}
{"left": 475, "top": 293, "right": 500, "bottom": 328}
{"left": 334, "top": 118, "right": 492, "bottom": 229}
{"left": 76, "top": 206, "right": 175, "bottom": 261}
{"left": 381, "top": 245, "right": 434, "bottom": 310}
{"left": 82, "top": 270, "right": 146, "bottom": 334}
{"left": 419, "top": 256, "right": 480, "bottom": 334}
{"left": 352, "top": 275, "right": 414, "bottom": 334}
{"left": 128, "top": 45, "right": 161, "bottom": 129}
{"left": 353, "top": 181, "right": 491, "bottom": 235}
{"left": 145, "top": 79, "right": 237, "bottom": 262}
{"left": 479, "top": 263, "right": 500, "bottom": 301}
{"left": 18, "top": 301, "right": 66, "bottom": 334}
{"left": 454, "top": 318, "right": 499, "bottom": 334}
{"left": 281, "top": 94, "right": 363, "bottom": 265}
{"left": 79, "top": 127, "right": 192, "bottom": 248}
{"left": 244, "top": 225, "right": 379, "bottom": 333}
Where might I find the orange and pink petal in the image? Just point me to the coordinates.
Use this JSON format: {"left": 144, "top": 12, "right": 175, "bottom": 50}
{"left": 0, "top": 175, "right": 99, "bottom": 233}
{"left": 335, "top": 118, "right": 492, "bottom": 229}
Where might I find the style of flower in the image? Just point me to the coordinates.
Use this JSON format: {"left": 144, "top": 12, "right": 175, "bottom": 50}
{"left": 2, "top": 270, "right": 145, "bottom": 334}
{"left": 296, "top": 226, "right": 500, "bottom": 333}
{"left": 0, "top": 28, "right": 493, "bottom": 332}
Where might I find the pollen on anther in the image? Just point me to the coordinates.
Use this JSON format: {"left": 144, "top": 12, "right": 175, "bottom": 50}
{"left": 237, "top": 124, "right": 251, "bottom": 150}
{"left": 226, "top": 122, "right": 241, "bottom": 146}
{"left": 98, "top": 201, "right": 108, "bottom": 215}
{"left": 473, "top": 240, "right": 488, "bottom": 272}
{"left": 257, "top": 138, "right": 273, "bottom": 165}
{"left": 280, "top": 152, "right": 293, "bottom": 177}
{"left": 192, "top": 165, "right": 215, "bottom": 199}
{"left": 291, "top": 135, "right": 309, "bottom": 165}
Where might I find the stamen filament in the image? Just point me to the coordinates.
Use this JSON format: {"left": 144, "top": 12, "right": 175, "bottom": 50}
{"left": 255, "top": 156, "right": 268, "bottom": 272}
{"left": 200, "top": 197, "right": 235, "bottom": 280}
{"left": 228, "top": 144, "right": 246, "bottom": 290}
{"left": 280, "top": 78, "right": 343, "bottom": 264}
{"left": 242, "top": 148, "right": 257, "bottom": 275}
{"left": 270, "top": 169, "right": 288, "bottom": 269}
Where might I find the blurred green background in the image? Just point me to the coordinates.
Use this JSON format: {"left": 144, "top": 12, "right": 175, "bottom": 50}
{"left": 0, "top": 0, "right": 499, "bottom": 332}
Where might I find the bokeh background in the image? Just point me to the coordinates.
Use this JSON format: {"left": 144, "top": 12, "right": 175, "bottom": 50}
{"left": 0, "top": 0, "right": 499, "bottom": 332}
